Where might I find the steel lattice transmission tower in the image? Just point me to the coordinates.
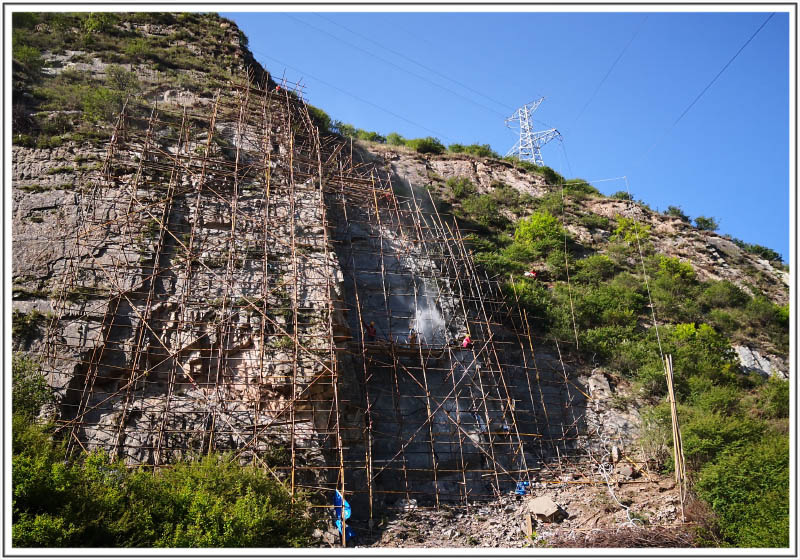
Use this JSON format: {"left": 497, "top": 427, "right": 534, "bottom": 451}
{"left": 505, "top": 97, "right": 562, "bottom": 167}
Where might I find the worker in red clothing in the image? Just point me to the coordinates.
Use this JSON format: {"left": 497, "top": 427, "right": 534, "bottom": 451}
{"left": 462, "top": 334, "right": 472, "bottom": 349}
{"left": 365, "top": 321, "right": 377, "bottom": 341}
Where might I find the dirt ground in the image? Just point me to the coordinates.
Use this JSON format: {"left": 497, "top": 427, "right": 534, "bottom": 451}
{"left": 313, "top": 472, "right": 693, "bottom": 549}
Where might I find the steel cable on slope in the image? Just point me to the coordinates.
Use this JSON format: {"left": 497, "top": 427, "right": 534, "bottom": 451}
{"left": 249, "top": 48, "right": 454, "bottom": 142}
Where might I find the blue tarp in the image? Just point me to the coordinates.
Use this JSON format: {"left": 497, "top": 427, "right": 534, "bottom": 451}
{"left": 515, "top": 481, "right": 530, "bottom": 495}
{"left": 335, "top": 519, "right": 356, "bottom": 540}
{"left": 333, "top": 490, "right": 351, "bottom": 520}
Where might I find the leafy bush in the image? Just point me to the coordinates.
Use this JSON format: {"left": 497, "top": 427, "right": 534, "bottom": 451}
{"left": 682, "top": 411, "right": 764, "bottom": 468}
{"left": 610, "top": 191, "right": 633, "bottom": 200}
{"left": 12, "top": 353, "right": 52, "bottom": 419}
{"left": 306, "top": 105, "right": 331, "bottom": 133}
{"left": 83, "top": 12, "right": 117, "bottom": 34}
{"left": 123, "top": 38, "right": 151, "bottom": 61}
{"left": 473, "top": 251, "right": 525, "bottom": 277}
{"left": 691, "top": 384, "right": 742, "bottom": 415}
{"left": 731, "top": 238, "right": 783, "bottom": 263}
{"left": 514, "top": 211, "right": 565, "bottom": 255}
{"left": 356, "top": 129, "right": 385, "bottom": 143}
{"left": 578, "top": 213, "right": 610, "bottom": 230}
{"left": 695, "top": 432, "right": 788, "bottom": 547}
{"left": 665, "top": 205, "right": 690, "bottom": 222}
{"left": 447, "top": 143, "right": 498, "bottom": 158}
{"left": 459, "top": 195, "right": 508, "bottom": 230}
{"left": 12, "top": 430, "right": 315, "bottom": 548}
{"left": 13, "top": 45, "right": 44, "bottom": 74}
{"left": 12, "top": 309, "right": 48, "bottom": 346}
{"left": 386, "top": 132, "right": 406, "bottom": 146}
{"left": 610, "top": 215, "right": 650, "bottom": 244}
{"left": 446, "top": 176, "right": 476, "bottom": 198}
{"left": 563, "top": 179, "right": 599, "bottom": 197}
{"left": 405, "top": 136, "right": 445, "bottom": 154}
{"left": 503, "top": 279, "right": 552, "bottom": 325}
{"left": 756, "top": 377, "right": 790, "bottom": 419}
{"left": 573, "top": 254, "right": 616, "bottom": 284}
{"left": 333, "top": 121, "right": 356, "bottom": 138}
{"left": 82, "top": 87, "right": 123, "bottom": 123}
{"left": 698, "top": 280, "right": 748, "bottom": 310}
{"left": 694, "top": 215, "right": 719, "bottom": 231}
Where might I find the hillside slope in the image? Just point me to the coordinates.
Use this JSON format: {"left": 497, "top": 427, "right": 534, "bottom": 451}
{"left": 11, "top": 11, "right": 789, "bottom": 549}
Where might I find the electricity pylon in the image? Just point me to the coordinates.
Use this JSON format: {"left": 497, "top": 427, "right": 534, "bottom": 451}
{"left": 505, "top": 97, "right": 562, "bottom": 167}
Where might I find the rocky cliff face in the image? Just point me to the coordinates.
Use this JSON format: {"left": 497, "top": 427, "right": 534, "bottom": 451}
{"left": 12, "top": 12, "right": 788, "bottom": 539}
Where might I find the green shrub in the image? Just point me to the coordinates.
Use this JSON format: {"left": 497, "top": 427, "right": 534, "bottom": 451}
{"left": 503, "top": 279, "right": 552, "bottom": 324}
{"left": 82, "top": 87, "right": 123, "bottom": 123}
{"left": 446, "top": 176, "right": 476, "bottom": 198}
{"left": 731, "top": 238, "right": 783, "bottom": 263}
{"left": 706, "top": 308, "right": 739, "bottom": 335}
{"left": 356, "top": 129, "right": 385, "bottom": 143}
{"left": 83, "top": 12, "right": 117, "bottom": 34}
{"left": 306, "top": 105, "right": 331, "bottom": 134}
{"left": 12, "top": 444, "right": 314, "bottom": 548}
{"left": 610, "top": 191, "right": 633, "bottom": 201}
{"left": 405, "top": 136, "right": 445, "bottom": 154}
{"left": 12, "top": 309, "right": 48, "bottom": 346}
{"left": 447, "top": 143, "right": 498, "bottom": 158}
{"left": 665, "top": 205, "right": 690, "bottom": 222}
{"left": 756, "top": 377, "right": 790, "bottom": 419}
{"left": 573, "top": 254, "right": 616, "bottom": 284}
{"left": 610, "top": 215, "right": 650, "bottom": 244}
{"left": 123, "top": 38, "right": 151, "bottom": 61}
{"left": 698, "top": 280, "right": 748, "bottom": 310}
{"left": 579, "top": 325, "right": 637, "bottom": 361}
{"left": 386, "top": 132, "right": 406, "bottom": 146}
{"left": 691, "top": 384, "right": 743, "bottom": 415}
{"left": 563, "top": 179, "right": 599, "bottom": 197}
{"left": 459, "top": 195, "right": 508, "bottom": 230}
{"left": 473, "top": 251, "right": 525, "bottom": 277}
{"left": 514, "top": 211, "right": 564, "bottom": 255}
{"left": 12, "top": 353, "right": 52, "bottom": 419}
{"left": 694, "top": 215, "right": 719, "bottom": 231}
{"left": 577, "top": 213, "right": 609, "bottom": 230}
{"left": 682, "top": 411, "right": 764, "bottom": 468}
{"left": 695, "top": 432, "right": 788, "bottom": 547}
{"left": 570, "top": 282, "right": 644, "bottom": 330}
{"left": 13, "top": 45, "right": 44, "bottom": 74}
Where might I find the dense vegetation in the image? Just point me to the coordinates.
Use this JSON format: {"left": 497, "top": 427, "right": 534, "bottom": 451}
{"left": 12, "top": 12, "right": 261, "bottom": 148}
{"left": 12, "top": 355, "right": 314, "bottom": 548}
{"left": 430, "top": 172, "right": 789, "bottom": 547}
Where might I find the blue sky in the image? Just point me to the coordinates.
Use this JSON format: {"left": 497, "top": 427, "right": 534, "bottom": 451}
{"left": 223, "top": 11, "right": 791, "bottom": 261}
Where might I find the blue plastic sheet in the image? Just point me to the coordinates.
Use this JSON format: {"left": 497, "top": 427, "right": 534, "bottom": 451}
{"left": 333, "top": 490, "right": 351, "bottom": 520}
{"left": 335, "top": 519, "right": 356, "bottom": 541}
{"left": 515, "top": 481, "right": 530, "bottom": 495}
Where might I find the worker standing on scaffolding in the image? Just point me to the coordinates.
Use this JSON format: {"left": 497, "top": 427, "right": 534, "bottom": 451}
{"left": 408, "top": 328, "right": 417, "bottom": 346}
{"left": 462, "top": 333, "right": 473, "bottom": 349}
{"left": 365, "top": 321, "right": 377, "bottom": 342}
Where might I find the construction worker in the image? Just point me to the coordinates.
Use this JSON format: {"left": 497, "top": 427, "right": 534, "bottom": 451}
{"left": 462, "top": 334, "right": 472, "bottom": 349}
{"left": 408, "top": 328, "right": 417, "bottom": 346}
{"left": 366, "top": 321, "right": 377, "bottom": 341}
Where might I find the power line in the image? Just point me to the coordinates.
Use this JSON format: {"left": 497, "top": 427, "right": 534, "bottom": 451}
{"left": 314, "top": 13, "right": 513, "bottom": 113}
{"left": 567, "top": 14, "right": 649, "bottom": 133}
{"left": 249, "top": 48, "right": 454, "bottom": 142}
{"left": 634, "top": 12, "right": 775, "bottom": 168}
{"left": 285, "top": 14, "right": 508, "bottom": 120}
